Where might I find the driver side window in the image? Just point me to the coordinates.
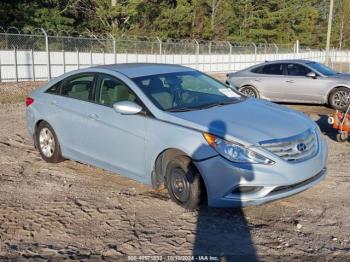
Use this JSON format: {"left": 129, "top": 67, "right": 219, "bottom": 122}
{"left": 286, "top": 63, "right": 312, "bottom": 76}
{"left": 96, "top": 74, "right": 136, "bottom": 107}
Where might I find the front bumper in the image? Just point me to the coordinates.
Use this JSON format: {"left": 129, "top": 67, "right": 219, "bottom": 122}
{"left": 194, "top": 137, "right": 328, "bottom": 207}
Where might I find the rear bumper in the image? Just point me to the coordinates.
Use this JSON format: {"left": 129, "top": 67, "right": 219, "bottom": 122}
{"left": 194, "top": 137, "right": 328, "bottom": 207}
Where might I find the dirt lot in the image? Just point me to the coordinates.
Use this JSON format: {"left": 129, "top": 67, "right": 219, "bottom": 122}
{"left": 0, "top": 83, "right": 349, "bottom": 260}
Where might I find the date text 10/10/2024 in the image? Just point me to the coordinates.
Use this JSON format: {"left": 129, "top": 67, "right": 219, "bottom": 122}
{"left": 128, "top": 255, "right": 220, "bottom": 261}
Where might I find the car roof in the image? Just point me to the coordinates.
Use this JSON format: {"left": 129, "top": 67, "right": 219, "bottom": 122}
{"left": 94, "top": 63, "right": 195, "bottom": 78}
{"left": 263, "top": 59, "right": 316, "bottom": 64}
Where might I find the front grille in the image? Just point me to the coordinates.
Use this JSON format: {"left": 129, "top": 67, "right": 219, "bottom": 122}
{"left": 259, "top": 129, "right": 318, "bottom": 162}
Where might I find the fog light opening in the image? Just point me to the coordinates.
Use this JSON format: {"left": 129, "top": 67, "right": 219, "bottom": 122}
{"left": 232, "top": 186, "right": 263, "bottom": 195}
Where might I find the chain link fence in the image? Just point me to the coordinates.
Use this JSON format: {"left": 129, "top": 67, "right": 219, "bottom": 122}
{"left": 1, "top": 28, "right": 350, "bottom": 103}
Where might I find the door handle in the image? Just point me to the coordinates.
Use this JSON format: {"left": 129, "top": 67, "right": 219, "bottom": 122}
{"left": 254, "top": 79, "right": 261, "bottom": 82}
{"left": 88, "top": 113, "right": 99, "bottom": 120}
{"left": 286, "top": 80, "right": 294, "bottom": 83}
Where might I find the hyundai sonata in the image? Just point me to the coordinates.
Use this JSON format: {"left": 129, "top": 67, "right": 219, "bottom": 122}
{"left": 226, "top": 60, "right": 350, "bottom": 110}
{"left": 26, "top": 64, "right": 328, "bottom": 209}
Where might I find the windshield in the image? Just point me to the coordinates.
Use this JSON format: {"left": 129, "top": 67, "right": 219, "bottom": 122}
{"left": 132, "top": 71, "right": 242, "bottom": 112}
{"left": 306, "top": 62, "right": 337, "bottom": 76}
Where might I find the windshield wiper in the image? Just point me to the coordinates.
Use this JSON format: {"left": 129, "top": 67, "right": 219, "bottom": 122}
{"left": 166, "top": 98, "right": 242, "bottom": 112}
{"left": 217, "top": 97, "right": 242, "bottom": 105}
{"left": 166, "top": 107, "right": 195, "bottom": 112}
{"left": 202, "top": 97, "right": 241, "bottom": 107}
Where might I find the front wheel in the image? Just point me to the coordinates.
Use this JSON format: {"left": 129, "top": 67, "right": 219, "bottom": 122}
{"left": 165, "top": 156, "right": 202, "bottom": 210}
{"left": 329, "top": 87, "right": 350, "bottom": 110}
{"left": 239, "top": 86, "right": 259, "bottom": 98}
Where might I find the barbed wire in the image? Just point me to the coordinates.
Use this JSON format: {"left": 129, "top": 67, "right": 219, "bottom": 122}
{"left": 0, "top": 26, "right": 299, "bottom": 51}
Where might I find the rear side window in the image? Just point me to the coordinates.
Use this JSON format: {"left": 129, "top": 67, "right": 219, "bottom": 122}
{"left": 251, "top": 66, "right": 264, "bottom": 74}
{"left": 61, "top": 75, "right": 95, "bottom": 101}
{"left": 261, "top": 64, "right": 284, "bottom": 75}
{"left": 46, "top": 81, "right": 61, "bottom": 94}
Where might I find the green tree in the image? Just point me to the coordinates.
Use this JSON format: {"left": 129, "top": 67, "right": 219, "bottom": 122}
{"left": 1, "top": 0, "right": 350, "bottom": 48}
{"left": 333, "top": 0, "right": 350, "bottom": 49}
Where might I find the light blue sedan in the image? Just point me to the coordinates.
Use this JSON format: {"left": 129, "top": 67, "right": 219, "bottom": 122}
{"left": 26, "top": 64, "right": 328, "bottom": 209}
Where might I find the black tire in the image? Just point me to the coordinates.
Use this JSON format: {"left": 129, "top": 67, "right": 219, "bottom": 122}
{"left": 329, "top": 87, "right": 350, "bottom": 110}
{"left": 36, "top": 121, "right": 64, "bottom": 163}
{"left": 336, "top": 132, "right": 349, "bottom": 143}
{"left": 239, "top": 85, "right": 259, "bottom": 98}
{"left": 165, "top": 156, "right": 202, "bottom": 210}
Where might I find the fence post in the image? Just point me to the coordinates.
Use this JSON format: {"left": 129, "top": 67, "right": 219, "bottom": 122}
{"left": 113, "top": 37, "right": 116, "bottom": 64}
{"left": 31, "top": 49, "right": 35, "bottom": 81}
{"left": 62, "top": 49, "right": 66, "bottom": 73}
{"left": 296, "top": 40, "right": 300, "bottom": 59}
{"left": 156, "top": 37, "right": 162, "bottom": 63}
{"left": 251, "top": 42, "right": 257, "bottom": 63}
{"left": 194, "top": 39, "right": 199, "bottom": 69}
{"left": 90, "top": 50, "right": 93, "bottom": 67}
{"left": 273, "top": 43, "right": 278, "bottom": 60}
{"left": 108, "top": 34, "right": 116, "bottom": 64}
{"left": 308, "top": 48, "right": 311, "bottom": 61}
{"left": 14, "top": 47, "right": 18, "bottom": 82}
{"left": 76, "top": 48, "right": 80, "bottom": 69}
{"left": 227, "top": 41, "right": 232, "bottom": 71}
{"left": 208, "top": 42, "right": 212, "bottom": 72}
{"left": 0, "top": 55, "right": 2, "bottom": 82}
{"left": 41, "top": 28, "right": 51, "bottom": 81}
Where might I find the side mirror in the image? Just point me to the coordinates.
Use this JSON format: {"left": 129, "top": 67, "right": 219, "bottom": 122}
{"left": 113, "top": 101, "right": 143, "bottom": 115}
{"left": 306, "top": 72, "right": 317, "bottom": 79}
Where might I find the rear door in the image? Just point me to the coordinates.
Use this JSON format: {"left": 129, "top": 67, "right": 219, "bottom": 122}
{"left": 48, "top": 73, "right": 96, "bottom": 157}
{"left": 251, "top": 63, "right": 286, "bottom": 100}
{"left": 284, "top": 63, "right": 326, "bottom": 102}
{"left": 84, "top": 73, "right": 147, "bottom": 179}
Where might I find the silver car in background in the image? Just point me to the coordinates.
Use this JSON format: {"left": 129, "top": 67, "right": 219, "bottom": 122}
{"left": 226, "top": 59, "right": 350, "bottom": 110}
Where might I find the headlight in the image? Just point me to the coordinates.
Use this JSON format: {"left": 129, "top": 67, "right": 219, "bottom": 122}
{"left": 203, "top": 133, "right": 274, "bottom": 165}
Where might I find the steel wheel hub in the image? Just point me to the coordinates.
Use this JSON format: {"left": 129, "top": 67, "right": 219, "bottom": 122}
{"left": 170, "top": 168, "right": 190, "bottom": 203}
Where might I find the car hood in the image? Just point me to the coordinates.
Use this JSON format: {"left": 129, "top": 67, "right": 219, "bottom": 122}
{"left": 164, "top": 99, "right": 314, "bottom": 146}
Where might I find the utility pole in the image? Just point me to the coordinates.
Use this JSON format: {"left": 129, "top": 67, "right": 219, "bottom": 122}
{"left": 325, "top": 0, "right": 334, "bottom": 65}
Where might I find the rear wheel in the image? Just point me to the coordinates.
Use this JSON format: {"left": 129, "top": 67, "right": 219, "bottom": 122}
{"left": 329, "top": 87, "right": 350, "bottom": 110}
{"left": 239, "top": 85, "right": 259, "bottom": 98}
{"left": 165, "top": 156, "right": 202, "bottom": 210}
{"left": 36, "top": 121, "right": 64, "bottom": 163}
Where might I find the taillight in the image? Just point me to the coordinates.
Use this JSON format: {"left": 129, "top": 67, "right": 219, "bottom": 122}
{"left": 26, "top": 97, "right": 34, "bottom": 107}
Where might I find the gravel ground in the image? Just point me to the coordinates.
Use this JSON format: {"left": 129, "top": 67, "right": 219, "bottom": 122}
{"left": 0, "top": 88, "right": 349, "bottom": 260}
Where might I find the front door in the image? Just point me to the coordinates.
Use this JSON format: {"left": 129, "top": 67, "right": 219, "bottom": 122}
{"left": 283, "top": 63, "right": 327, "bottom": 103}
{"left": 84, "top": 73, "right": 146, "bottom": 180}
